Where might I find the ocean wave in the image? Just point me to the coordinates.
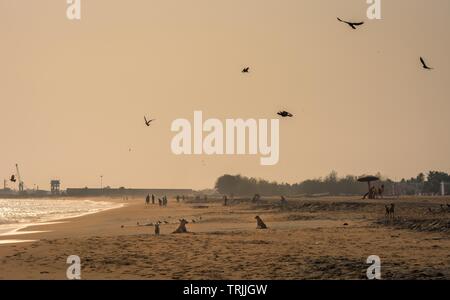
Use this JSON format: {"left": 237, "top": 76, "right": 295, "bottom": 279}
{"left": 0, "top": 198, "right": 121, "bottom": 226}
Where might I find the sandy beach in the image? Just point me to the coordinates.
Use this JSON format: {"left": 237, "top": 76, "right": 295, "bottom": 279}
{"left": 0, "top": 196, "right": 449, "bottom": 280}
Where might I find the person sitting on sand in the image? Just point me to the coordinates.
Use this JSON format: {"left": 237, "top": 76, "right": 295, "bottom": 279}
{"left": 255, "top": 216, "right": 268, "bottom": 229}
{"left": 172, "top": 219, "right": 189, "bottom": 233}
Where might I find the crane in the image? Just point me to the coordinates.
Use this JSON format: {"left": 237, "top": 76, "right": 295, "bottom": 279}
{"left": 15, "top": 163, "right": 24, "bottom": 192}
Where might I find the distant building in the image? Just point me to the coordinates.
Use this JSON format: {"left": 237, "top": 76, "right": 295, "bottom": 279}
{"left": 51, "top": 180, "right": 61, "bottom": 195}
{"left": 66, "top": 188, "right": 192, "bottom": 197}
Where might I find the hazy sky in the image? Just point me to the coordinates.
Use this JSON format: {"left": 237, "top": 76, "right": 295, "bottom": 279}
{"left": 1, "top": 0, "right": 449, "bottom": 190}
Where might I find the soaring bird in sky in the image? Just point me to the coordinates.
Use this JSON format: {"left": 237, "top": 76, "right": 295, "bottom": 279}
{"left": 337, "top": 17, "right": 364, "bottom": 30}
{"left": 420, "top": 57, "right": 433, "bottom": 70}
{"left": 277, "top": 111, "right": 294, "bottom": 118}
{"left": 10, "top": 175, "right": 16, "bottom": 182}
{"left": 144, "top": 116, "right": 155, "bottom": 126}
{"left": 242, "top": 67, "right": 250, "bottom": 73}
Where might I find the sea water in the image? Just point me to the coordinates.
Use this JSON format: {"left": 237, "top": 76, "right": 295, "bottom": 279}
{"left": 0, "top": 198, "right": 122, "bottom": 236}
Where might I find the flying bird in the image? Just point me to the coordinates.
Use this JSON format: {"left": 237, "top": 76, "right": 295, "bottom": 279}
{"left": 10, "top": 175, "right": 16, "bottom": 182}
{"left": 277, "top": 111, "right": 294, "bottom": 118}
{"left": 420, "top": 57, "right": 433, "bottom": 70}
{"left": 337, "top": 17, "right": 364, "bottom": 30}
{"left": 144, "top": 116, "right": 155, "bottom": 126}
{"left": 242, "top": 67, "right": 250, "bottom": 73}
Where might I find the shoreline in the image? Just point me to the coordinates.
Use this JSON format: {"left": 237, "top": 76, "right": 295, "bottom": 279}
{"left": 0, "top": 198, "right": 125, "bottom": 244}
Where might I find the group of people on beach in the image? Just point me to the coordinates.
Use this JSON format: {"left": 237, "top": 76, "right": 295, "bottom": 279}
{"left": 175, "top": 195, "right": 186, "bottom": 203}
{"left": 145, "top": 194, "right": 168, "bottom": 206}
{"left": 146, "top": 194, "right": 187, "bottom": 207}
{"left": 145, "top": 194, "right": 155, "bottom": 205}
{"left": 363, "top": 184, "right": 385, "bottom": 199}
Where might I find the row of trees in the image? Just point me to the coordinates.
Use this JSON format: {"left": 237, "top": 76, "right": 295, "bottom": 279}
{"left": 214, "top": 171, "right": 450, "bottom": 196}
{"left": 398, "top": 171, "right": 450, "bottom": 195}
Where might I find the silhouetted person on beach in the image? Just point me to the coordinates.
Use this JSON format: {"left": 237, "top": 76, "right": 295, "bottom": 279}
{"left": 155, "top": 222, "right": 160, "bottom": 236}
{"left": 151, "top": 194, "right": 155, "bottom": 204}
{"left": 145, "top": 194, "right": 150, "bottom": 205}
{"left": 363, "top": 186, "right": 376, "bottom": 199}
{"left": 378, "top": 185, "right": 385, "bottom": 199}
{"left": 158, "top": 198, "right": 162, "bottom": 206}
{"left": 223, "top": 195, "right": 228, "bottom": 206}
{"left": 280, "top": 195, "right": 287, "bottom": 205}
{"left": 176, "top": 195, "right": 180, "bottom": 203}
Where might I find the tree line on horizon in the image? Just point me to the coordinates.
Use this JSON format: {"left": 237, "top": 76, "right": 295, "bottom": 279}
{"left": 214, "top": 171, "right": 450, "bottom": 196}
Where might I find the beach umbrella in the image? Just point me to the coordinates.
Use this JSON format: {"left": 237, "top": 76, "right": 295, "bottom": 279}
{"left": 357, "top": 175, "right": 380, "bottom": 183}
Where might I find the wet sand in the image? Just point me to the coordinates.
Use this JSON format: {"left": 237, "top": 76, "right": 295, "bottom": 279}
{"left": 0, "top": 196, "right": 449, "bottom": 279}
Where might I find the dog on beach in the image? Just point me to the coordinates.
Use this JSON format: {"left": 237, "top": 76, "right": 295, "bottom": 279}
{"left": 385, "top": 204, "right": 395, "bottom": 220}
{"left": 255, "top": 216, "right": 268, "bottom": 229}
{"left": 172, "top": 219, "right": 189, "bottom": 233}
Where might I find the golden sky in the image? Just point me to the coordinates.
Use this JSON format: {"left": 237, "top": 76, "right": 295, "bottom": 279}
{"left": 1, "top": 0, "right": 449, "bottom": 190}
